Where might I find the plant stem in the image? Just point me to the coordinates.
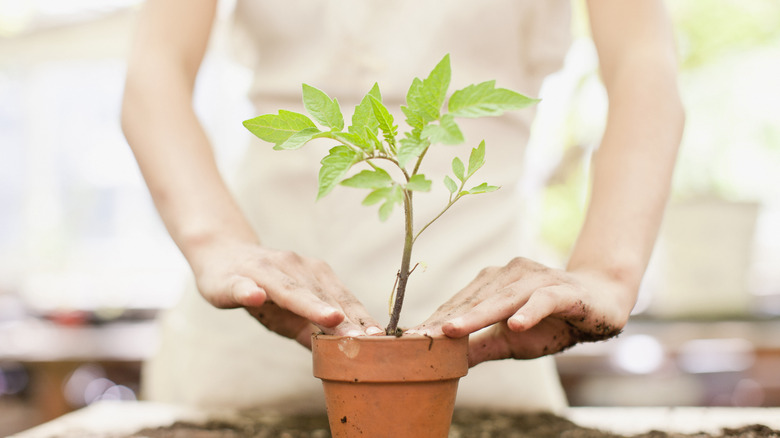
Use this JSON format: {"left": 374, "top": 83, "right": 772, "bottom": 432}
{"left": 385, "top": 189, "right": 414, "bottom": 335}
{"left": 412, "top": 195, "right": 458, "bottom": 245}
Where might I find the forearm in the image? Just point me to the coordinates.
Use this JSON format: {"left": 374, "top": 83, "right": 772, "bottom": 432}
{"left": 120, "top": 0, "right": 257, "bottom": 273}
{"left": 122, "top": 74, "right": 258, "bottom": 262}
{"left": 567, "top": 58, "right": 684, "bottom": 312}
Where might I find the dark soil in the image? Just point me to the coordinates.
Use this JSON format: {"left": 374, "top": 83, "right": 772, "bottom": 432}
{"left": 129, "top": 409, "right": 780, "bottom": 438}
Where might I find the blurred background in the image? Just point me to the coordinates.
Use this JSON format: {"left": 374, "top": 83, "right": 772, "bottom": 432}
{"left": 1, "top": 0, "right": 779, "bottom": 435}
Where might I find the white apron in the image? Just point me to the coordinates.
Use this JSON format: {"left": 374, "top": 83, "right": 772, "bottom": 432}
{"left": 143, "top": 0, "right": 573, "bottom": 413}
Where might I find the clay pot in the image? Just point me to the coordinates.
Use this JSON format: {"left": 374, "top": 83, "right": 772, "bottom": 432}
{"left": 312, "top": 334, "right": 469, "bottom": 438}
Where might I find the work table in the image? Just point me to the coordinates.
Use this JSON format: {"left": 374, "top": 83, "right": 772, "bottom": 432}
{"left": 11, "top": 401, "right": 780, "bottom": 437}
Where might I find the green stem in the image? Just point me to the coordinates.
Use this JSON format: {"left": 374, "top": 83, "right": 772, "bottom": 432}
{"left": 413, "top": 178, "right": 467, "bottom": 244}
{"left": 411, "top": 143, "right": 431, "bottom": 176}
{"left": 385, "top": 189, "right": 414, "bottom": 335}
{"left": 412, "top": 195, "right": 460, "bottom": 245}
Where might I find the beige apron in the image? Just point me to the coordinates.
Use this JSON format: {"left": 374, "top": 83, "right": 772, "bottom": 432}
{"left": 144, "top": 0, "right": 572, "bottom": 413}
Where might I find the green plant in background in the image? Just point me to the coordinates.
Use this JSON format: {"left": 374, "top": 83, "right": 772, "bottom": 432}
{"left": 243, "top": 54, "right": 539, "bottom": 335}
{"left": 670, "top": 0, "right": 780, "bottom": 70}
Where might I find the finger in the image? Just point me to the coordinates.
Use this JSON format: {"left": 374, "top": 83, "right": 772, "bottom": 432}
{"left": 466, "top": 325, "right": 512, "bottom": 367}
{"left": 332, "top": 297, "right": 384, "bottom": 336}
{"left": 295, "top": 323, "right": 319, "bottom": 349}
{"left": 441, "top": 286, "right": 528, "bottom": 338}
{"left": 313, "top": 272, "right": 384, "bottom": 336}
{"left": 203, "top": 276, "right": 267, "bottom": 309}
{"left": 507, "top": 286, "right": 565, "bottom": 332}
{"left": 245, "top": 303, "right": 316, "bottom": 346}
{"left": 256, "top": 269, "right": 345, "bottom": 328}
{"left": 231, "top": 276, "right": 268, "bottom": 307}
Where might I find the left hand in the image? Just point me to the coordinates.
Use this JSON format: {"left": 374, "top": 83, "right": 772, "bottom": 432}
{"left": 407, "top": 257, "right": 633, "bottom": 367}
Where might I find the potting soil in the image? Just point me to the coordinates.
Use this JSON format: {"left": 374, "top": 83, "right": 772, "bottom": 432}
{"left": 128, "top": 409, "right": 780, "bottom": 438}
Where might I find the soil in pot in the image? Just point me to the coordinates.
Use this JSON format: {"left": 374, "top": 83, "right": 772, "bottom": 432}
{"left": 129, "top": 409, "right": 780, "bottom": 438}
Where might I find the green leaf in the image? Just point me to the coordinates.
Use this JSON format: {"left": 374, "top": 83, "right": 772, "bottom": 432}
{"left": 362, "top": 186, "right": 394, "bottom": 206}
{"left": 448, "top": 80, "right": 540, "bottom": 118}
{"left": 273, "top": 127, "right": 322, "bottom": 150}
{"left": 443, "top": 175, "right": 458, "bottom": 194}
{"left": 350, "top": 83, "right": 382, "bottom": 138}
{"left": 378, "top": 200, "right": 396, "bottom": 221}
{"left": 330, "top": 131, "right": 370, "bottom": 151}
{"left": 452, "top": 157, "right": 466, "bottom": 182}
{"left": 405, "top": 54, "right": 451, "bottom": 124}
{"left": 318, "top": 145, "right": 359, "bottom": 199}
{"left": 341, "top": 168, "right": 394, "bottom": 189}
{"left": 369, "top": 96, "right": 397, "bottom": 144}
{"left": 364, "top": 126, "right": 384, "bottom": 154}
{"left": 302, "top": 84, "right": 344, "bottom": 130}
{"left": 397, "top": 136, "right": 429, "bottom": 168}
{"left": 466, "top": 182, "right": 500, "bottom": 195}
{"left": 420, "top": 114, "right": 464, "bottom": 145}
{"left": 243, "top": 110, "right": 317, "bottom": 146}
{"left": 401, "top": 104, "right": 425, "bottom": 131}
{"left": 406, "top": 174, "right": 432, "bottom": 192}
{"left": 466, "top": 140, "right": 486, "bottom": 176}
{"left": 362, "top": 186, "right": 403, "bottom": 221}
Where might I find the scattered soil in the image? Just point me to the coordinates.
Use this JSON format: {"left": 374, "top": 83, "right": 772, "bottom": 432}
{"left": 129, "top": 409, "right": 780, "bottom": 438}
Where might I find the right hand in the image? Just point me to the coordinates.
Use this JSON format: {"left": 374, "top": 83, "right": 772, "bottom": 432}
{"left": 190, "top": 240, "right": 384, "bottom": 348}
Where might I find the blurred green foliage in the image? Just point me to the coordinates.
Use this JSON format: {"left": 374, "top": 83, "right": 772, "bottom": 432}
{"left": 671, "top": 0, "right": 780, "bottom": 69}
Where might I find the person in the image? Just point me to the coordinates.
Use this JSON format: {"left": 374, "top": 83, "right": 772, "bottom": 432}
{"left": 121, "top": 0, "right": 684, "bottom": 412}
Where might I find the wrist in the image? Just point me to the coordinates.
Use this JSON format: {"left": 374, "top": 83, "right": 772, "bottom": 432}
{"left": 175, "top": 218, "right": 260, "bottom": 268}
{"left": 567, "top": 263, "right": 641, "bottom": 327}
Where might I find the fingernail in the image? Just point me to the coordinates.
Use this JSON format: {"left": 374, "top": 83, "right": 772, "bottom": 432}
{"left": 366, "top": 326, "right": 384, "bottom": 336}
{"left": 345, "top": 329, "right": 363, "bottom": 337}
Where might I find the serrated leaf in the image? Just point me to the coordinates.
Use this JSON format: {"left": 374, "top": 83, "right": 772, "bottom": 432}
{"left": 466, "top": 182, "right": 500, "bottom": 195}
{"left": 341, "top": 168, "right": 394, "bottom": 189}
{"left": 452, "top": 157, "right": 466, "bottom": 182}
{"left": 369, "top": 96, "right": 397, "bottom": 143}
{"left": 443, "top": 175, "right": 458, "bottom": 193}
{"left": 273, "top": 127, "right": 322, "bottom": 150}
{"left": 318, "top": 145, "right": 359, "bottom": 199}
{"left": 420, "top": 114, "right": 464, "bottom": 145}
{"left": 364, "top": 126, "right": 384, "bottom": 154}
{"left": 361, "top": 186, "right": 403, "bottom": 221}
{"left": 350, "top": 83, "right": 382, "bottom": 138}
{"left": 243, "top": 110, "right": 317, "bottom": 146}
{"left": 401, "top": 104, "right": 425, "bottom": 131}
{"left": 397, "top": 136, "right": 429, "bottom": 168}
{"left": 330, "top": 131, "right": 370, "bottom": 151}
{"left": 467, "top": 140, "right": 486, "bottom": 176}
{"left": 448, "top": 80, "right": 540, "bottom": 118}
{"left": 406, "top": 174, "right": 432, "bottom": 192}
{"left": 302, "top": 84, "right": 344, "bottom": 130}
{"left": 405, "top": 54, "right": 451, "bottom": 124}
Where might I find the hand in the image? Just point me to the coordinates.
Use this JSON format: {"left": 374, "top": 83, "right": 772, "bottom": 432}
{"left": 408, "top": 257, "right": 632, "bottom": 367}
{"left": 190, "top": 240, "right": 384, "bottom": 348}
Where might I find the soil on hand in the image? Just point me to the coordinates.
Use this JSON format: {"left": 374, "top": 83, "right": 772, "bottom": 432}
{"left": 129, "top": 409, "right": 780, "bottom": 438}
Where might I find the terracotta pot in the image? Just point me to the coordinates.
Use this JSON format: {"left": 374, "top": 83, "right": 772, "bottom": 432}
{"left": 312, "top": 334, "right": 469, "bottom": 438}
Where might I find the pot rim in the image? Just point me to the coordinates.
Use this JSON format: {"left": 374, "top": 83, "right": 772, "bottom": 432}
{"left": 312, "top": 333, "right": 469, "bottom": 382}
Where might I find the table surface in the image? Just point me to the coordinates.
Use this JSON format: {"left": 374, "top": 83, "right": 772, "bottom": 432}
{"left": 11, "top": 401, "right": 780, "bottom": 438}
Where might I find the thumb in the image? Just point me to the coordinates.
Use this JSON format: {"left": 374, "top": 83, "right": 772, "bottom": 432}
{"left": 467, "top": 325, "right": 510, "bottom": 367}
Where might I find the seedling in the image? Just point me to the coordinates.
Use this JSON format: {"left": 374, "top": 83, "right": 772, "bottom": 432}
{"left": 243, "top": 54, "right": 539, "bottom": 335}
